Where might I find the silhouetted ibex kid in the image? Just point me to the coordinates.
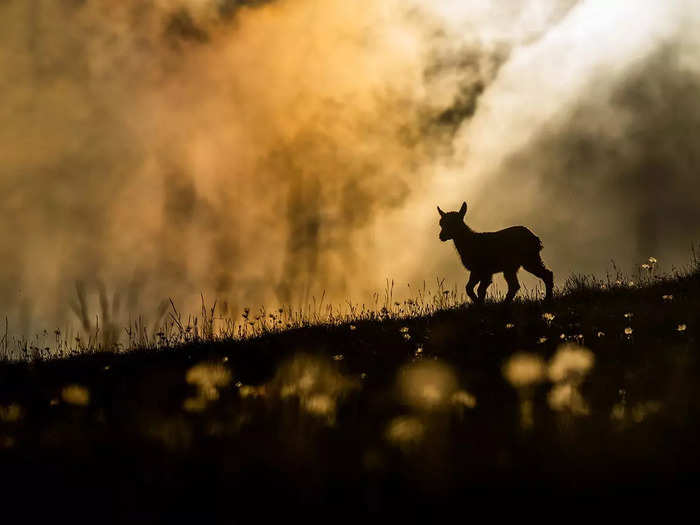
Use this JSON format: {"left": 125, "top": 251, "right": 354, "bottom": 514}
{"left": 438, "top": 202, "right": 553, "bottom": 304}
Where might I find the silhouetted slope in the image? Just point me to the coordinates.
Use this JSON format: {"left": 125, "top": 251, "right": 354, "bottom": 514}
{"left": 1, "top": 268, "right": 699, "bottom": 520}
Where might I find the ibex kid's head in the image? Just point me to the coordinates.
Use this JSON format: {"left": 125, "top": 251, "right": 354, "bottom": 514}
{"left": 437, "top": 202, "right": 467, "bottom": 242}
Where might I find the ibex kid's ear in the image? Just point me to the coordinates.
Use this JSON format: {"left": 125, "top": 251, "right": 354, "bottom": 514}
{"left": 437, "top": 206, "right": 446, "bottom": 217}
{"left": 459, "top": 202, "right": 467, "bottom": 218}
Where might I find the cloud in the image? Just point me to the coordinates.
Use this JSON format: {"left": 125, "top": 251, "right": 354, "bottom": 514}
{"left": 3, "top": 0, "right": 697, "bottom": 339}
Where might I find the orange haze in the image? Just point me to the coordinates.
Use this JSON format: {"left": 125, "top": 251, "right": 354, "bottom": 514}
{"left": 1, "top": 0, "right": 700, "bottom": 338}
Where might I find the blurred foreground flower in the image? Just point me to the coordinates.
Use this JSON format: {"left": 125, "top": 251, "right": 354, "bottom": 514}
{"left": 548, "top": 383, "right": 590, "bottom": 415}
{"left": 612, "top": 398, "right": 662, "bottom": 424}
{"left": 397, "top": 360, "right": 458, "bottom": 411}
{"left": 186, "top": 363, "right": 231, "bottom": 401}
{"left": 451, "top": 390, "right": 477, "bottom": 409}
{"left": 304, "top": 394, "right": 335, "bottom": 418}
{"left": 259, "top": 354, "right": 359, "bottom": 424}
{"left": 184, "top": 362, "right": 231, "bottom": 412}
{"left": 0, "top": 404, "right": 23, "bottom": 423}
{"left": 546, "top": 344, "right": 595, "bottom": 416}
{"left": 61, "top": 384, "right": 90, "bottom": 406}
{"left": 632, "top": 401, "right": 662, "bottom": 423}
{"left": 503, "top": 352, "right": 546, "bottom": 429}
{"left": 547, "top": 345, "right": 594, "bottom": 384}
{"left": 503, "top": 353, "right": 546, "bottom": 388}
{"left": 0, "top": 435, "right": 15, "bottom": 449}
{"left": 385, "top": 416, "right": 425, "bottom": 450}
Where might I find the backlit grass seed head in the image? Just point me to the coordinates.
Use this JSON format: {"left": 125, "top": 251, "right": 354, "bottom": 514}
{"left": 61, "top": 384, "right": 90, "bottom": 406}
{"left": 503, "top": 353, "right": 546, "bottom": 388}
{"left": 648, "top": 257, "right": 657, "bottom": 265}
{"left": 547, "top": 344, "right": 595, "bottom": 384}
{"left": 397, "top": 361, "right": 458, "bottom": 411}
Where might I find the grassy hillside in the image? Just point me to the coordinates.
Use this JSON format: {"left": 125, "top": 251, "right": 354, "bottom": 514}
{"left": 1, "top": 264, "right": 699, "bottom": 520}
